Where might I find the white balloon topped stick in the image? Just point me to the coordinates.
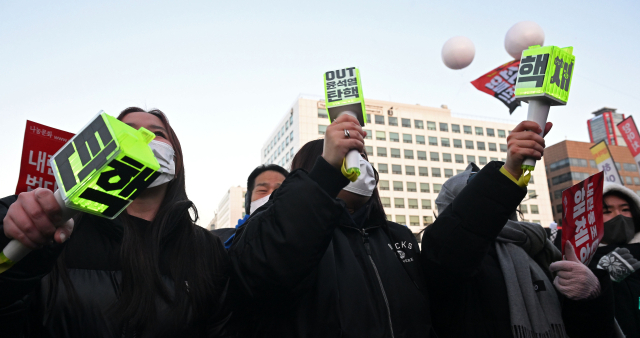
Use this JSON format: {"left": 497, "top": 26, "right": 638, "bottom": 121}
{"left": 442, "top": 36, "right": 475, "bottom": 70}
{"left": 505, "top": 21, "right": 545, "bottom": 60}
{"left": 323, "top": 67, "right": 367, "bottom": 181}
{"left": 514, "top": 44, "right": 575, "bottom": 175}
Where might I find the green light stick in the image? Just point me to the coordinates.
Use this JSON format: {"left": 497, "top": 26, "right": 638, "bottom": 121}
{"left": 515, "top": 45, "right": 575, "bottom": 173}
{"left": 323, "top": 67, "right": 367, "bottom": 181}
{"left": 0, "top": 112, "right": 160, "bottom": 273}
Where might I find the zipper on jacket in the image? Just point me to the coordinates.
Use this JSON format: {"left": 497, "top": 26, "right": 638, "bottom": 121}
{"left": 361, "top": 230, "right": 395, "bottom": 338}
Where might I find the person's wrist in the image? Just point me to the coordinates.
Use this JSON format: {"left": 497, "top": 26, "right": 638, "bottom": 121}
{"left": 504, "top": 162, "right": 523, "bottom": 179}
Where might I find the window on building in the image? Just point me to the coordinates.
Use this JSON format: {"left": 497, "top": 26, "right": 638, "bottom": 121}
{"left": 396, "top": 214, "right": 406, "bottom": 224}
{"left": 521, "top": 205, "right": 528, "bottom": 213}
{"left": 290, "top": 132, "right": 294, "bottom": 142}
{"left": 286, "top": 152, "right": 289, "bottom": 161}
{"left": 463, "top": 125, "right": 472, "bottom": 134}
{"left": 457, "top": 169, "right": 465, "bottom": 174}
{"left": 477, "top": 141, "right": 486, "bottom": 150}
{"left": 440, "top": 123, "right": 448, "bottom": 132}
{"left": 549, "top": 158, "right": 588, "bottom": 171}
{"left": 417, "top": 151, "right": 427, "bottom": 160}
{"left": 419, "top": 167, "right": 429, "bottom": 176}
{"left": 589, "top": 160, "right": 597, "bottom": 168}
{"left": 443, "top": 153, "right": 452, "bottom": 163}
{"left": 445, "top": 169, "right": 454, "bottom": 178}
{"left": 479, "top": 156, "right": 487, "bottom": 165}
{"left": 404, "top": 149, "right": 414, "bottom": 159}
{"left": 378, "top": 163, "right": 388, "bottom": 173}
{"left": 467, "top": 155, "right": 476, "bottom": 164}
{"left": 389, "top": 132, "right": 399, "bottom": 142}
{"left": 416, "top": 135, "right": 425, "bottom": 145}
{"left": 627, "top": 176, "right": 633, "bottom": 185}
{"left": 318, "top": 109, "right": 328, "bottom": 118}
{"left": 427, "top": 121, "right": 436, "bottom": 130}
{"left": 430, "top": 152, "right": 440, "bottom": 161}
{"left": 455, "top": 154, "right": 464, "bottom": 163}
{"left": 365, "top": 146, "right": 373, "bottom": 155}
{"left": 381, "top": 197, "right": 391, "bottom": 207}
{"left": 403, "top": 134, "right": 413, "bottom": 143}
{"left": 380, "top": 180, "right": 390, "bottom": 191}
{"left": 364, "top": 129, "right": 372, "bottom": 140}
{"left": 624, "top": 163, "right": 638, "bottom": 172}
{"left": 551, "top": 172, "right": 590, "bottom": 185}
{"left": 318, "top": 125, "right": 327, "bottom": 135}
{"left": 391, "top": 148, "right": 401, "bottom": 158}
{"left": 420, "top": 183, "right": 430, "bottom": 192}
{"left": 490, "top": 157, "right": 498, "bottom": 161}
{"left": 500, "top": 144, "right": 508, "bottom": 152}
{"left": 392, "top": 165, "right": 402, "bottom": 174}
{"left": 375, "top": 115, "right": 385, "bottom": 125}
{"left": 433, "top": 184, "right": 442, "bottom": 193}
{"left": 408, "top": 199, "right": 418, "bottom": 209}
{"left": 406, "top": 166, "right": 416, "bottom": 175}
{"left": 553, "top": 189, "right": 563, "bottom": 199}
{"left": 475, "top": 127, "right": 484, "bottom": 136}
{"left": 489, "top": 142, "right": 497, "bottom": 151}
{"left": 377, "top": 147, "right": 387, "bottom": 157}
{"left": 415, "top": 120, "right": 424, "bottom": 129}
{"left": 395, "top": 198, "right": 405, "bottom": 208}
{"left": 616, "top": 162, "right": 622, "bottom": 171}
{"left": 498, "top": 129, "right": 506, "bottom": 138}
{"left": 531, "top": 205, "right": 539, "bottom": 214}
{"left": 453, "top": 139, "right": 462, "bottom": 148}
{"left": 410, "top": 215, "right": 420, "bottom": 226}
{"left": 422, "top": 199, "right": 432, "bottom": 209}
{"left": 388, "top": 116, "right": 398, "bottom": 126}
{"left": 429, "top": 136, "right": 438, "bottom": 146}
{"left": 452, "top": 124, "right": 460, "bottom": 133}
{"left": 528, "top": 190, "right": 536, "bottom": 199}
{"left": 407, "top": 182, "right": 417, "bottom": 192}
{"left": 486, "top": 128, "right": 495, "bottom": 137}
{"left": 376, "top": 131, "right": 386, "bottom": 141}
{"left": 556, "top": 204, "right": 562, "bottom": 213}
{"left": 393, "top": 181, "right": 403, "bottom": 191}
{"left": 402, "top": 118, "right": 411, "bottom": 128}
{"left": 289, "top": 115, "right": 293, "bottom": 125}
{"left": 465, "top": 140, "right": 474, "bottom": 149}
{"left": 441, "top": 138, "right": 450, "bottom": 147}
{"left": 635, "top": 177, "right": 640, "bottom": 185}
{"left": 366, "top": 114, "right": 371, "bottom": 122}
{"left": 432, "top": 168, "right": 441, "bottom": 177}
{"left": 423, "top": 216, "right": 433, "bottom": 224}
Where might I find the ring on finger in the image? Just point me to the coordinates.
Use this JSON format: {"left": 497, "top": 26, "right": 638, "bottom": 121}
{"left": 344, "top": 129, "right": 350, "bottom": 139}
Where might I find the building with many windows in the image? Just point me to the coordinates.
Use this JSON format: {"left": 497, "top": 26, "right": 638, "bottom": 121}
{"left": 260, "top": 95, "right": 554, "bottom": 240}
{"left": 208, "top": 186, "right": 246, "bottom": 230}
{"left": 544, "top": 140, "right": 640, "bottom": 225}
{"left": 587, "top": 107, "right": 626, "bottom": 146}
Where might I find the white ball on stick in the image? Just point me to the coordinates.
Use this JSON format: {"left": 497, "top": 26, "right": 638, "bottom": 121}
{"left": 441, "top": 36, "right": 475, "bottom": 70}
{"left": 504, "top": 21, "right": 545, "bottom": 60}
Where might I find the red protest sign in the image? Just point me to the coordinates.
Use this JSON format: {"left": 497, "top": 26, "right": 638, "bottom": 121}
{"left": 471, "top": 60, "right": 521, "bottom": 114}
{"left": 561, "top": 172, "right": 604, "bottom": 265}
{"left": 15, "top": 121, "right": 74, "bottom": 195}
{"left": 617, "top": 116, "right": 640, "bottom": 158}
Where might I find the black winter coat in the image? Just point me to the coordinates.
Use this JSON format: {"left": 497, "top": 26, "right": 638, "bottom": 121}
{"left": 590, "top": 243, "right": 640, "bottom": 337}
{"left": 421, "top": 162, "right": 616, "bottom": 338}
{"left": 228, "top": 157, "right": 432, "bottom": 337}
{"left": 0, "top": 195, "right": 230, "bottom": 338}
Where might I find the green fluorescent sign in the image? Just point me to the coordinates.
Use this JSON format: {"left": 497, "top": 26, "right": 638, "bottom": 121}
{"left": 51, "top": 112, "right": 160, "bottom": 219}
{"left": 515, "top": 45, "right": 575, "bottom": 105}
{"left": 323, "top": 67, "right": 367, "bottom": 126}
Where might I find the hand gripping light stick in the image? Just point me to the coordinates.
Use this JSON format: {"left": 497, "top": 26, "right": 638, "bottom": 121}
{"left": 323, "top": 67, "right": 367, "bottom": 181}
{"left": 515, "top": 45, "right": 575, "bottom": 173}
{"left": 0, "top": 112, "right": 160, "bottom": 273}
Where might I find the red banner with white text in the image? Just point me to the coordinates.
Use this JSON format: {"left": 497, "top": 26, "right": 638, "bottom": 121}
{"left": 561, "top": 172, "right": 604, "bottom": 265}
{"left": 471, "top": 60, "right": 521, "bottom": 114}
{"left": 616, "top": 117, "right": 640, "bottom": 177}
{"left": 15, "top": 121, "right": 75, "bottom": 195}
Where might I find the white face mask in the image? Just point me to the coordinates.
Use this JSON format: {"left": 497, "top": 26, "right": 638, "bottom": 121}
{"left": 147, "top": 140, "right": 176, "bottom": 188}
{"left": 250, "top": 194, "right": 270, "bottom": 214}
{"left": 343, "top": 157, "right": 376, "bottom": 197}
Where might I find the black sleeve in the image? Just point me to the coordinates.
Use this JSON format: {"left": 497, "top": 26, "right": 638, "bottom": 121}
{"left": 0, "top": 194, "right": 64, "bottom": 330}
{"left": 560, "top": 268, "right": 616, "bottom": 338}
{"left": 421, "top": 162, "right": 526, "bottom": 277}
{"left": 228, "top": 156, "right": 349, "bottom": 299}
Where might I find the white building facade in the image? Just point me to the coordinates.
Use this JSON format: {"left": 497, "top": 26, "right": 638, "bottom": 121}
{"left": 261, "top": 96, "right": 554, "bottom": 240}
{"left": 209, "top": 186, "right": 246, "bottom": 230}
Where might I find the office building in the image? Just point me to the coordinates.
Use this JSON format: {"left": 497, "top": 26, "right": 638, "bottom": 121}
{"left": 587, "top": 107, "right": 626, "bottom": 146}
{"left": 261, "top": 96, "right": 554, "bottom": 239}
{"left": 544, "top": 140, "right": 640, "bottom": 225}
{"left": 209, "top": 186, "right": 246, "bottom": 230}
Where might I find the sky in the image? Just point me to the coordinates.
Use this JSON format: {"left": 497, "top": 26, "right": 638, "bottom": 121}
{"left": 1, "top": 0, "right": 639, "bottom": 227}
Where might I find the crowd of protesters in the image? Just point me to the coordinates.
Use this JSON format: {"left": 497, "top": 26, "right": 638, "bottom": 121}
{"left": 0, "top": 107, "right": 637, "bottom": 337}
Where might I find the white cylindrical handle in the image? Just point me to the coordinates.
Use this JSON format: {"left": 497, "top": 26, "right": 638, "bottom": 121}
{"left": 345, "top": 149, "right": 361, "bottom": 172}
{"left": 522, "top": 99, "right": 550, "bottom": 168}
{"left": 2, "top": 189, "right": 75, "bottom": 264}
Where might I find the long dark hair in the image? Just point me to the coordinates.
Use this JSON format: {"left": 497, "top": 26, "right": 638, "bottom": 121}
{"left": 49, "top": 108, "right": 228, "bottom": 334}
{"left": 291, "top": 139, "right": 387, "bottom": 222}
{"left": 604, "top": 190, "right": 640, "bottom": 233}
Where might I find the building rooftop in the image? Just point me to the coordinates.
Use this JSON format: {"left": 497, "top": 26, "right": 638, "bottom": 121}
{"left": 591, "top": 107, "right": 618, "bottom": 116}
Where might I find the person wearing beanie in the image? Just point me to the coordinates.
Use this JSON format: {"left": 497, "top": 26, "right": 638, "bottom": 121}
{"left": 421, "top": 159, "right": 616, "bottom": 338}
{"left": 589, "top": 182, "right": 640, "bottom": 337}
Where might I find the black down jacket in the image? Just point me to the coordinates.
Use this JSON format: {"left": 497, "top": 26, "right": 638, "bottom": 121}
{"left": 227, "top": 157, "right": 433, "bottom": 337}
{"left": 421, "top": 161, "right": 616, "bottom": 338}
{"left": 0, "top": 195, "right": 231, "bottom": 338}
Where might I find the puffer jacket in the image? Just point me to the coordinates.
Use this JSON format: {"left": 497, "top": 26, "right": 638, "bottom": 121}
{"left": 227, "top": 157, "right": 433, "bottom": 337}
{"left": 0, "top": 195, "right": 231, "bottom": 338}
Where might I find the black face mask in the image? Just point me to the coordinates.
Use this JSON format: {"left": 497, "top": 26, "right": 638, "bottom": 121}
{"left": 602, "top": 215, "right": 636, "bottom": 246}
